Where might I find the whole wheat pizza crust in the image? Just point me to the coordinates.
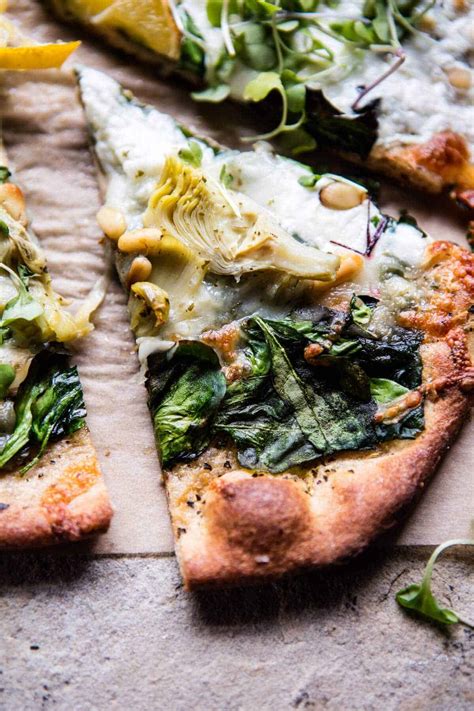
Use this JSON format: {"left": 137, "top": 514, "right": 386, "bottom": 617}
{"left": 0, "top": 427, "right": 113, "bottom": 548}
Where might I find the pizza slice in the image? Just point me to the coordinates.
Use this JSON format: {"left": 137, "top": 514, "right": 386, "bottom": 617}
{"left": 78, "top": 66, "right": 473, "bottom": 589}
{"left": 0, "top": 146, "right": 113, "bottom": 548}
{"left": 50, "top": 0, "right": 474, "bottom": 208}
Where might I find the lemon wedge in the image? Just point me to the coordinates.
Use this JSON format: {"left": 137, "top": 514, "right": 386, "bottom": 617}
{"left": 0, "top": 41, "right": 81, "bottom": 69}
{"left": 92, "top": 0, "right": 180, "bottom": 59}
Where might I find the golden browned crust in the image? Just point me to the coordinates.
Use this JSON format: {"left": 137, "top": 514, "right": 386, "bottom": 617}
{"left": 160, "top": 241, "right": 474, "bottom": 588}
{"left": 367, "top": 132, "right": 474, "bottom": 205}
{"left": 0, "top": 427, "right": 113, "bottom": 549}
{"left": 167, "top": 338, "right": 471, "bottom": 589}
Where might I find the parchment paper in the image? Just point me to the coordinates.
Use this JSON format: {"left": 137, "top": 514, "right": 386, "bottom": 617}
{"left": 2, "top": 0, "right": 472, "bottom": 553}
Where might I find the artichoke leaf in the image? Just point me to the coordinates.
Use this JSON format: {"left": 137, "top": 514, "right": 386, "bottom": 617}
{"left": 143, "top": 156, "right": 339, "bottom": 281}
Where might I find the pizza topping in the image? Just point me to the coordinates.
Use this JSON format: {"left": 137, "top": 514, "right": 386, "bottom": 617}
{"left": 0, "top": 350, "right": 86, "bottom": 474}
{"left": 96, "top": 205, "right": 127, "bottom": 241}
{"left": 143, "top": 155, "right": 340, "bottom": 280}
{"left": 319, "top": 180, "right": 367, "bottom": 211}
{"left": 126, "top": 255, "right": 153, "bottom": 286}
{"left": 129, "top": 281, "right": 170, "bottom": 335}
{"left": 147, "top": 299, "right": 425, "bottom": 471}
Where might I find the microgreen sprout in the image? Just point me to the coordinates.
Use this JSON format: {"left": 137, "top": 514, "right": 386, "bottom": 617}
{"left": 396, "top": 539, "right": 474, "bottom": 627}
{"left": 189, "top": 0, "right": 432, "bottom": 151}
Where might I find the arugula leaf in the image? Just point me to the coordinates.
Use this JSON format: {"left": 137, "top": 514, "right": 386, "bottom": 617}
{"left": 147, "top": 342, "right": 226, "bottom": 467}
{"left": 178, "top": 140, "right": 204, "bottom": 167}
{"left": 179, "top": 11, "right": 205, "bottom": 75}
{"left": 0, "top": 351, "right": 86, "bottom": 473}
{"left": 396, "top": 539, "right": 474, "bottom": 627}
{"left": 0, "top": 364, "right": 15, "bottom": 399}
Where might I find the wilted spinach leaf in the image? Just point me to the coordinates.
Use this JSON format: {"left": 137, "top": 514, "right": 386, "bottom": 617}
{"left": 147, "top": 341, "right": 226, "bottom": 467}
{"left": 0, "top": 350, "right": 86, "bottom": 473}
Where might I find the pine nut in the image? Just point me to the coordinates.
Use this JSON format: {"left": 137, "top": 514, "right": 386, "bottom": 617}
{"left": 96, "top": 206, "right": 127, "bottom": 241}
{"left": 0, "top": 184, "right": 27, "bottom": 225}
{"left": 118, "top": 228, "right": 163, "bottom": 255}
{"left": 127, "top": 256, "right": 152, "bottom": 285}
{"left": 319, "top": 182, "right": 366, "bottom": 210}
{"left": 446, "top": 67, "right": 471, "bottom": 91}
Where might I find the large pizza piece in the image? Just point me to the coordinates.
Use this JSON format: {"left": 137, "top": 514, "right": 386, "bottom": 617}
{"left": 0, "top": 149, "right": 113, "bottom": 548}
{"left": 50, "top": 0, "right": 474, "bottom": 206}
{"left": 78, "top": 67, "right": 473, "bottom": 588}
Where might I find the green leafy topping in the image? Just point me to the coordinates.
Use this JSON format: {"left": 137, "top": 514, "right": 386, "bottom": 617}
{"left": 350, "top": 294, "right": 374, "bottom": 326}
{"left": 298, "top": 172, "right": 320, "bottom": 188}
{"left": 185, "top": 0, "right": 431, "bottom": 152}
{"left": 0, "top": 166, "right": 11, "bottom": 184}
{"left": 191, "top": 84, "right": 231, "bottom": 102}
{"left": 0, "top": 364, "right": 15, "bottom": 399}
{"left": 147, "top": 299, "right": 425, "bottom": 472}
{"left": 396, "top": 539, "right": 474, "bottom": 627}
{"left": 178, "top": 140, "right": 204, "bottom": 168}
{"left": 369, "top": 377, "right": 408, "bottom": 403}
{"left": 147, "top": 342, "right": 226, "bottom": 467}
{"left": 0, "top": 220, "right": 9, "bottom": 238}
{"left": 243, "top": 71, "right": 283, "bottom": 102}
{"left": 219, "top": 164, "right": 234, "bottom": 187}
{"left": 0, "top": 351, "right": 86, "bottom": 473}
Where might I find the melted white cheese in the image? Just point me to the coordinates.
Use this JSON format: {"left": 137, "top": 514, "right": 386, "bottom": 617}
{"left": 79, "top": 67, "right": 430, "bottom": 350}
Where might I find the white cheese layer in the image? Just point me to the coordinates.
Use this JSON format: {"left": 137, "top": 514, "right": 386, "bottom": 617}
{"left": 79, "top": 67, "right": 430, "bottom": 349}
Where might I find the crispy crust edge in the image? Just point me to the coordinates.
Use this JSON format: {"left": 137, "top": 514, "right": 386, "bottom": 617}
{"left": 171, "top": 340, "right": 472, "bottom": 590}
{"left": 0, "top": 428, "right": 113, "bottom": 549}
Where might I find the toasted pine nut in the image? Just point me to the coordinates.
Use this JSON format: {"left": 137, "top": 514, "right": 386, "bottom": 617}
{"left": 319, "top": 181, "right": 366, "bottom": 210}
{"left": 127, "top": 256, "right": 152, "bottom": 285}
{"left": 118, "top": 228, "right": 163, "bottom": 255}
{"left": 446, "top": 67, "right": 471, "bottom": 91}
{"left": 96, "top": 206, "right": 127, "bottom": 241}
{"left": 0, "top": 184, "right": 27, "bottom": 225}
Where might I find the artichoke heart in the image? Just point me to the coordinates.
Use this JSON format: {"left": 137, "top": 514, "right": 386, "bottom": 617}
{"left": 143, "top": 156, "right": 339, "bottom": 281}
{"left": 129, "top": 281, "right": 170, "bottom": 336}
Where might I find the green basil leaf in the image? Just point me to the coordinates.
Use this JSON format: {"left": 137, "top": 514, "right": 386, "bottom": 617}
{"left": 350, "top": 294, "right": 374, "bottom": 326}
{"left": 0, "top": 282, "right": 43, "bottom": 329}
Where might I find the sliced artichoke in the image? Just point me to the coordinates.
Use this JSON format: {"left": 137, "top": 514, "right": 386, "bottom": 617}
{"left": 129, "top": 281, "right": 170, "bottom": 337}
{"left": 143, "top": 156, "right": 339, "bottom": 281}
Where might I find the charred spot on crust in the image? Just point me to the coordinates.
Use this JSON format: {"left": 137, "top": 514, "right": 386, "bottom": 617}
{"left": 206, "top": 476, "right": 311, "bottom": 555}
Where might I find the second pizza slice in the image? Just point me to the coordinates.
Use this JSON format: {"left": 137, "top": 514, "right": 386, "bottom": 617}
{"left": 78, "top": 67, "right": 473, "bottom": 588}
